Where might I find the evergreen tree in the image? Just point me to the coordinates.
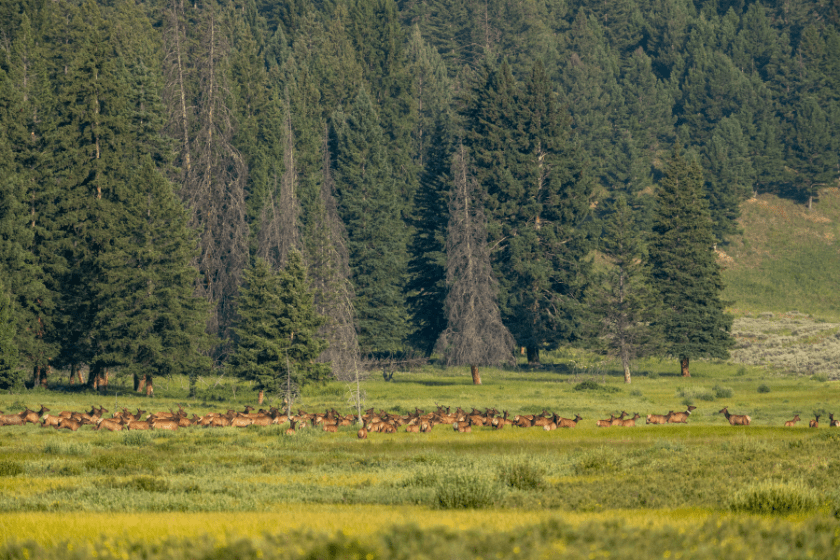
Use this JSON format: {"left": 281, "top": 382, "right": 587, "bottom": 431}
{"left": 435, "top": 144, "right": 514, "bottom": 382}
{"left": 647, "top": 145, "right": 733, "bottom": 377}
{"left": 592, "top": 196, "right": 660, "bottom": 384}
{"left": 333, "top": 87, "right": 410, "bottom": 353}
{"left": 0, "top": 279, "right": 19, "bottom": 390}
{"left": 465, "top": 59, "right": 592, "bottom": 363}
{"left": 228, "top": 252, "right": 329, "bottom": 392}
{"left": 87, "top": 158, "right": 213, "bottom": 395}
{"left": 786, "top": 96, "right": 839, "bottom": 208}
{"left": 703, "top": 116, "right": 753, "bottom": 241}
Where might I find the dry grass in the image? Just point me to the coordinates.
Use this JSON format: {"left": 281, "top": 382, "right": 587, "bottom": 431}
{"left": 730, "top": 315, "right": 840, "bottom": 379}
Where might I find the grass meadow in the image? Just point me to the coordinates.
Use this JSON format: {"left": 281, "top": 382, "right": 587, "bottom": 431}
{"left": 1, "top": 358, "right": 840, "bottom": 559}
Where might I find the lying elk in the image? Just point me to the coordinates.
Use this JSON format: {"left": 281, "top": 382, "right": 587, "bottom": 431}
{"left": 784, "top": 414, "right": 801, "bottom": 427}
{"left": 646, "top": 413, "right": 669, "bottom": 425}
{"left": 718, "top": 407, "right": 750, "bottom": 426}
{"left": 619, "top": 413, "right": 641, "bottom": 427}
{"left": 666, "top": 405, "right": 697, "bottom": 424}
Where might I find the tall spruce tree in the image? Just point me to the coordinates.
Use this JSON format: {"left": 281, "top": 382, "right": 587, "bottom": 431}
{"left": 333, "top": 87, "right": 410, "bottom": 353}
{"left": 87, "top": 158, "right": 213, "bottom": 395}
{"left": 435, "top": 143, "right": 515, "bottom": 382}
{"left": 0, "top": 279, "right": 19, "bottom": 390}
{"left": 593, "top": 196, "right": 660, "bottom": 383}
{"left": 466, "top": 59, "right": 591, "bottom": 363}
{"left": 647, "top": 145, "right": 733, "bottom": 377}
{"left": 228, "top": 252, "right": 329, "bottom": 392}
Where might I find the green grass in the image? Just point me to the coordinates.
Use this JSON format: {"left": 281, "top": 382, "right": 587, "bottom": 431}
{"left": 723, "top": 189, "right": 840, "bottom": 320}
{"left": 2, "top": 364, "right": 840, "bottom": 558}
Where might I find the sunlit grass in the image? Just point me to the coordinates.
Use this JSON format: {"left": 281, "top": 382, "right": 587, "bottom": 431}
{"left": 0, "top": 506, "right": 788, "bottom": 548}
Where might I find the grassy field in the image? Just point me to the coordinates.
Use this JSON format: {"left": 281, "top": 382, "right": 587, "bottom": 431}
{"left": 1, "top": 364, "right": 840, "bottom": 559}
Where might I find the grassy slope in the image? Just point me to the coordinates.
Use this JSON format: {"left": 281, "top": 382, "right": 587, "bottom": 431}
{"left": 722, "top": 188, "right": 840, "bottom": 320}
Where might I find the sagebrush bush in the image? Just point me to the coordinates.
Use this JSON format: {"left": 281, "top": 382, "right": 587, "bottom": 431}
{"left": 434, "top": 473, "right": 503, "bottom": 509}
{"left": 497, "top": 461, "right": 545, "bottom": 491}
{"left": 713, "top": 384, "right": 733, "bottom": 399}
{"left": 728, "top": 480, "right": 820, "bottom": 515}
{"left": 757, "top": 383, "right": 771, "bottom": 393}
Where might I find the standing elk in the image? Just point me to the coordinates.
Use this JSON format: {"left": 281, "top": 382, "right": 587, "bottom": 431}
{"left": 666, "top": 405, "right": 697, "bottom": 424}
{"left": 829, "top": 413, "right": 840, "bottom": 428}
{"left": 809, "top": 414, "right": 820, "bottom": 428}
{"left": 718, "top": 407, "right": 751, "bottom": 426}
{"left": 784, "top": 414, "right": 801, "bottom": 427}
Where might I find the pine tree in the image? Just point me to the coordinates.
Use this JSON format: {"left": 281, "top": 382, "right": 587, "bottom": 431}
{"left": 228, "top": 252, "right": 329, "bottom": 392}
{"left": 465, "top": 59, "right": 592, "bottom": 363}
{"left": 647, "top": 145, "right": 733, "bottom": 377}
{"left": 0, "top": 279, "right": 19, "bottom": 390}
{"left": 435, "top": 144, "right": 514, "bottom": 382}
{"left": 333, "top": 87, "right": 410, "bottom": 353}
{"left": 593, "top": 196, "right": 660, "bottom": 383}
{"left": 703, "top": 116, "right": 753, "bottom": 241}
{"left": 87, "top": 158, "right": 213, "bottom": 395}
{"left": 786, "top": 96, "right": 839, "bottom": 208}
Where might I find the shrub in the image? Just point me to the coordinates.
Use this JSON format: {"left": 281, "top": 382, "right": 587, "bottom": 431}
{"left": 0, "top": 460, "right": 24, "bottom": 477}
{"left": 811, "top": 373, "right": 829, "bottom": 383}
{"left": 573, "top": 380, "right": 619, "bottom": 393}
{"left": 713, "top": 384, "right": 733, "bottom": 399}
{"left": 122, "top": 432, "right": 151, "bottom": 446}
{"left": 728, "top": 480, "right": 820, "bottom": 515}
{"left": 434, "top": 472, "right": 503, "bottom": 509}
{"left": 757, "top": 383, "right": 771, "bottom": 393}
{"left": 646, "top": 371, "right": 660, "bottom": 380}
{"left": 497, "top": 461, "right": 545, "bottom": 491}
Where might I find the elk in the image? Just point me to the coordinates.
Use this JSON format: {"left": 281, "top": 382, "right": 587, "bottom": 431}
{"left": 718, "top": 407, "right": 750, "bottom": 426}
{"left": 609, "top": 411, "right": 629, "bottom": 427}
{"left": 619, "top": 413, "right": 641, "bottom": 427}
{"left": 784, "top": 414, "right": 801, "bottom": 427}
{"left": 0, "top": 409, "right": 27, "bottom": 426}
{"left": 596, "top": 413, "right": 617, "bottom": 428}
{"left": 666, "top": 405, "right": 697, "bottom": 424}
{"left": 95, "top": 418, "right": 124, "bottom": 432}
{"left": 357, "top": 426, "right": 368, "bottom": 439}
{"left": 809, "top": 414, "right": 820, "bottom": 428}
{"left": 150, "top": 418, "right": 179, "bottom": 431}
{"left": 557, "top": 414, "right": 583, "bottom": 428}
{"left": 646, "top": 412, "right": 670, "bottom": 425}
{"left": 829, "top": 413, "right": 840, "bottom": 428}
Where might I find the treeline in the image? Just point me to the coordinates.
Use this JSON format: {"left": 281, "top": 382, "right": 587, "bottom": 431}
{"left": 0, "top": 0, "right": 837, "bottom": 390}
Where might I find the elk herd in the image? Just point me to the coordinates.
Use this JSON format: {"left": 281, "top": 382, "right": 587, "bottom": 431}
{"left": 1, "top": 403, "right": 837, "bottom": 435}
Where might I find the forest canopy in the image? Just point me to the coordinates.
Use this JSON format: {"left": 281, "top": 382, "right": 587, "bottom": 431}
{"left": 0, "top": 0, "right": 837, "bottom": 389}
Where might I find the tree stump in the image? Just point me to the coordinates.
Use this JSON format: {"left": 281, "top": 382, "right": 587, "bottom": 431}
{"left": 470, "top": 364, "right": 481, "bottom": 385}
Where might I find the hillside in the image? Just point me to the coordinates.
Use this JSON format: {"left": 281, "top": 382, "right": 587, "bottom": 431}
{"left": 721, "top": 189, "right": 840, "bottom": 378}
{"left": 722, "top": 188, "right": 840, "bottom": 320}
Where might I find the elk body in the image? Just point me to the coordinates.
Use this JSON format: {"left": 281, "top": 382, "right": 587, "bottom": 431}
{"left": 718, "top": 407, "right": 751, "bottom": 426}
{"left": 809, "top": 415, "right": 820, "bottom": 428}
{"left": 619, "top": 413, "right": 641, "bottom": 427}
{"left": 646, "top": 413, "right": 669, "bottom": 425}
{"left": 784, "top": 414, "right": 801, "bottom": 427}
{"left": 829, "top": 413, "right": 840, "bottom": 428}
{"left": 666, "top": 405, "right": 697, "bottom": 423}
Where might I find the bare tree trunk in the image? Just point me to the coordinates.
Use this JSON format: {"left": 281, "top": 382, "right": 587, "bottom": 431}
{"left": 136, "top": 373, "right": 145, "bottom": 393}
{"left": 146, "top": 376, "right": 154, "bottom": 397}
{"left": 681, "top": 356, "right": 690, "bottom": 377}
{"left": 470, "top": 364, "right": 481, "bottom": 385}
{"left": 258, "top": 390, "right": 264, "bottom": 405}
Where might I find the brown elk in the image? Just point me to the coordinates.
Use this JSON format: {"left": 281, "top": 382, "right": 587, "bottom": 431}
{"left": 95, "top": 418, "right": 124, "bottom": 432}
{"left": 610, "top": 411, "right": 629, "bottom": 426}
{"left": 666, "top": 405, "right": 697, "bottom": 424}
{"left": 809, "top": 414, "right": 820, "bottom": 428}
{"left": 619, "top": 413, "right": 641, "bottom": 427}
{"left": 784, "top": 414, "right": 801, "bottom": 427}
{"left": 0, "top": 409, "right": 28, "bottom": 426}
{"left": 150, "top": 418, "right": 179, "bottom": 431}
{"left": 596, "top": 413, "right": 616, "bottom": 428}
{"left": 357, "top": 426, "right": 368, "bottom": 439}
{"left": 557, "top": 414, "right": 583, "bottom": 428}
{"left": 646, "top": 412, "right": 669, "bottom": 425}
{"left": 829, "top": 413, "right": 840, "bottom": 428}
{"left": 718, "top": 407, "right": 751, "bottom": 426}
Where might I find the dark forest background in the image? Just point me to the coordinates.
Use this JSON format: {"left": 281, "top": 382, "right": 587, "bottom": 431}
{"left": 0, "top": 0, "right": 838, "bottom": 391}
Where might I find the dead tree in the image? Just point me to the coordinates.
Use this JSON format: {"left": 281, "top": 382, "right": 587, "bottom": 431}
{"left": 435, "top": 144, "right": 514, "bottom": 383}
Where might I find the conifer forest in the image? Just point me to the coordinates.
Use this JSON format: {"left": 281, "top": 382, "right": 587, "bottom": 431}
{"left": 1, "top": 0, "right": 838, "bottom": 392}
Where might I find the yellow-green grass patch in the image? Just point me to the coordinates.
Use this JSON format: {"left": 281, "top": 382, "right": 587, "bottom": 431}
{"left": 0, "top": 506, "right": 800, "bottom": 548}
